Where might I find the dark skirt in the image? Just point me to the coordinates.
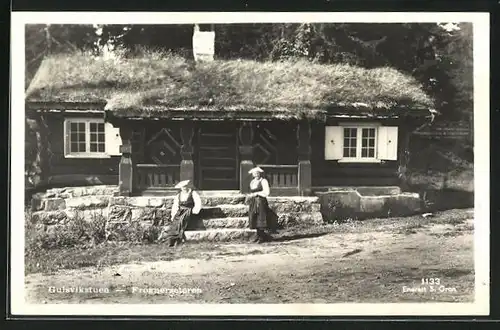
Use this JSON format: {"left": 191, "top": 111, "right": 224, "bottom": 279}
{"left": 248, "top": 196, "right": 270, "bottom": 229}
{"left": 164, "top": 206, "right": 192, "bottom": 245}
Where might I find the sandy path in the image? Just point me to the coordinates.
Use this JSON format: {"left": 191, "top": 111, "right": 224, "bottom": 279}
{"left": 25, "top": 219, "right": 474, "bottom": 304}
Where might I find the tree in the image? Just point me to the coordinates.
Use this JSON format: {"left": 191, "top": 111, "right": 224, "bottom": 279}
{"left": 25, "top": 24, "right": 99, "bottom": 89}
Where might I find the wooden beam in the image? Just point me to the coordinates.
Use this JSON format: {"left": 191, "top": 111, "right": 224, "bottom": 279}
{"left": 238, "top": 122, "right": 255, "bottom": 194}
{"left": 296, "top": 121, "right": 312, "bottom": 196}
{"left": 118, "top": 124, "right": 134, "bottom": 196}
{"left": 180, "top": 122, "right": 195, "bottom": 184}
{"left": 397, "top": 118, "right": 412, "bottom": 191}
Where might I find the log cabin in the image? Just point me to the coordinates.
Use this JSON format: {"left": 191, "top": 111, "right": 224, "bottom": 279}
{"left": 25, "top": 51, "right": 434, "bottom": 197}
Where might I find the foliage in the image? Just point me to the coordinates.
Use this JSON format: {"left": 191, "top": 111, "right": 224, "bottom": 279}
{"left": 25, "top": 118, "right": 40, "bottom": 190}
{"left": 25, "top": 210, "right": 108, "bottom": 251}
{"left": 106, "top": 221, "right": 162, "bottom": 243}
{"left": 25, "top": 22, "right": 473, "bottom": 121}
{"left": 25, "top": 24, "right": 99, "bottom": 89}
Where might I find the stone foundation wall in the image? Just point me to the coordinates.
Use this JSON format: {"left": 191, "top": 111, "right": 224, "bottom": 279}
{"left": 28, "top": 186, "right": 325, "bottom": 243}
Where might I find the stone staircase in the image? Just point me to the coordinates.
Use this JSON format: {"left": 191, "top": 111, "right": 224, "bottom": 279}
{"left": 182, "top": 192, "right": 324, "bottom": 242}
{"left": 29, "top": 186, "right": 324, "bottom": 243}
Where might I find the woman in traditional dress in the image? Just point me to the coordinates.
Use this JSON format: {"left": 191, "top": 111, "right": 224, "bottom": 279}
{"left": 165, "top": 180, "right": 202, "bottom": 247}
{"left": 246, "top": 167, "right": 272, "bottom": 243}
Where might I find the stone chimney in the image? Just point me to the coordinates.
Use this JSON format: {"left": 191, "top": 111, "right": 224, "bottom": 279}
{"left": 192, "top": 24, "right": 215, "bottom": 62}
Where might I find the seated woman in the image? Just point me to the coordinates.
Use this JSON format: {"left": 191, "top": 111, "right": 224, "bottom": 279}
{"left": 164, "top": 180, "right": 202, "bottom": 247}
{"left": 246, "top": 167, "right": 272, "bottom": 243}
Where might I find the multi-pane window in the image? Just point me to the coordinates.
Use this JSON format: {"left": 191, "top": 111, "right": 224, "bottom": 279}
{"left": 325, "top": 124, "right": 398, "bottom": 163}
{"left": 343, "top": 128, "right": 357, "bottom": 158}
{"left": 66, "top": 119, "right": 107, "bottom": 157}
{"left": 361, "top": 128, "right": 376, "bottom": 158}
{"left": 342, "top": 126, "right": 377, "bottom": 160}
{"left": 89, "top": 122, "right": 105, "bottom": 152}
{"left": 70, "top": 122, "right": 87, "bottom": 153}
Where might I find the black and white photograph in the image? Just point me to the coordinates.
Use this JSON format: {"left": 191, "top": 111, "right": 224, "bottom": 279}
{"left": 10, "top": 12, "right": 489, "bottom": 316}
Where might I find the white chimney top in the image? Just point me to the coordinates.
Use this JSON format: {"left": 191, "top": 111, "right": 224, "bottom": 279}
{"left": 192, "top": 24, "right": 215, "bottom": 62}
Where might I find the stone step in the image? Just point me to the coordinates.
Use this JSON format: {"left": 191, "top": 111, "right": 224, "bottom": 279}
{"left": 199, "top": 204, "right": 248, "bottom": 218}
{"left": 190, "top": 216, "right": 249, "bottom": 229}
{"left": 189, "top": 212, "right": 324, "bottom": 229}
{"left": 200, "top": 195, "right": 246, "bottom": 207}
{"left": 200, "top": 199, "right": 321, "bottom": 217}
{"left": 184, "top": 228, "right": 255, "bottom": 242}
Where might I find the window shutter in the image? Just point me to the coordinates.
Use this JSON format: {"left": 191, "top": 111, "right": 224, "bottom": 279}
{"left": 64, "top": 119, "right": 71, "bottom": 156}
{"left": 324, "top": 126, "right": 343, "bottom": 160}
{"left": 105, "top": 123, "right": 122, "bottom": 156}
{"left": 377, "top": 126, "right": 398, "bottom": 160}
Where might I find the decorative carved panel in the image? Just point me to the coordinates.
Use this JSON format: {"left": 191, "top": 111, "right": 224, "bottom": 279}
{"left": 145, "top": 127, "right": 182, "bottom": 165}
{"left": 253, "top": 124, "right": 278, "bottom": 165}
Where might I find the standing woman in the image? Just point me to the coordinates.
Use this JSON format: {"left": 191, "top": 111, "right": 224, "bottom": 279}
{"left": 246, "top": 167, "right": 272, "bottom": 243}
{"left": 164, "top": 180, "right": 202, "bottom": 247}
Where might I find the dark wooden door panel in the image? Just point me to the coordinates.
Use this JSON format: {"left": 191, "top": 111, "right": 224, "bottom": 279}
{"left": 197, "top": 123, "right": 239, "bottom": 190}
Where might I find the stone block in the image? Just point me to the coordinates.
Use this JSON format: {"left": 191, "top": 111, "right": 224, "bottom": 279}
{"left": 200, "top": 205, "right": 248, "bottom": 219}
{"left": 65, "top": 208, "right": 108, "bottom": 222}
{"left": 108, "top": 205, "right": 132, "bottom": 223}
{"left": 127, "top": 196, "right": 155, "bottom": 208}
{"left": 148, "top": 197, "right": 165, "bottom": 208}
{"left": 31, "top": 210, "right": 68, "bottom": 225}
{"left": 109, "top": 196, "right": 127, "bottom": 206}
{"left": 184, "top": 229, "right": 254, "bottom": 242}
{"left": 131, "top": 207, "right": 157, "bottom": 223}
{"left": 65, "top": 196, "right": 110, "bottom": 210}
{"left": 31, "top": 197, "right": 45, "bottom": 212}
{"left": 202, "top": 217, "right": 249, "bottom": 229}
{"left": 201, "top": 196, "right": 246, "bottom": 207}
{"left": 44, "top": 198, "right": 66, "bottom": 211}
{"left": 70, "top": 187, "right": 88, "bottom": 197}
{"left": 359, "top": 196, "right": 388, "bottom": 214}
{"left": 269, "top": 201, "right": 320, "bottom": 213}
{"left": 355, "top": 186, "right": 402, "bottom": 196}
{"left": 388, "top": 193, "right": 422, "bottom": 216}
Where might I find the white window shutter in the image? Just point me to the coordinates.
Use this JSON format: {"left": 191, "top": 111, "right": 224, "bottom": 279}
{"left": 377, "top": 126, "right": 398, "bottom": 160}
{"left": 105, "top": 123, "right": 122, "bottom": 156}
{"left": 64, "top": 119, "right": 71, "bottom": 156}
{"left": 324, "top": 126, "right": 343, "bottom": 160}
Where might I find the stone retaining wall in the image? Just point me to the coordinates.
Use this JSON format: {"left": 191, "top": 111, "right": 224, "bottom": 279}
{"left": 28, "top": 185, "right": 425, "bottom": 244}
{"left": 28, "top": 186, "right": 324, "bottom": 243}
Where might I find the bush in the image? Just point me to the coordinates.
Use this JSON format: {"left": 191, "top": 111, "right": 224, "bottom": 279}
{"left": 25, "top": 210, "right": 107, "bottom": 251}
{"left": 106, "top": 222, "right": 162, "bottom": 243}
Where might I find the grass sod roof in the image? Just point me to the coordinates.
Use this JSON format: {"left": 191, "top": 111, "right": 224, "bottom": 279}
{"left": 26, "top": 52, "right": 434, "bottom": 120}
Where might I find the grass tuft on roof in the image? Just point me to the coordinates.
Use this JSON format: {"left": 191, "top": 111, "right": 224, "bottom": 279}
{"left": 26, "top": 50, "right": 434, "bottom": 118}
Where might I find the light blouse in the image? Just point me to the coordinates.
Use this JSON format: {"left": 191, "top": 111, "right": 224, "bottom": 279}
{"left": 250, "top": 178, "right": 270, "bottom": 198}
{"left": 170, "top": 189, "right": 202, "bottom": 219}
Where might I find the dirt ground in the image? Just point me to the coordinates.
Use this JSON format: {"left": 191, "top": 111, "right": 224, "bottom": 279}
{"left": 25, "top": 209, "right": 475, "bottom": 304}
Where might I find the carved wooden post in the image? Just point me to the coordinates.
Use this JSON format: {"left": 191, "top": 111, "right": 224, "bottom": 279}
{"left": 180, "top": 122, "right": 195, "bottom": 184}
{"left": 239, "top": 122, "right": 255, "bottom": 194}
{"left": 398, "top": 118, "right": 412, "bottom": 191}
{"left": 118, "top": 124, "right": 134, "bottom": 196}
{"left": 297, "top": 121, "right": 312, "bottom": 196}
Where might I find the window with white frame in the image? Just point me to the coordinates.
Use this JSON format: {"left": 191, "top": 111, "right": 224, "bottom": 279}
{"left": 64, "top": 118, "right": 122, "bottom": 158}
{"left": 325, "top": 123, "right": 398, "bottom": 163}
{"left": 342, "top": 126, "right": 377, "bottom": 160}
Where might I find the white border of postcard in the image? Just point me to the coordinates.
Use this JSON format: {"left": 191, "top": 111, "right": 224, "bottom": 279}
{"left": 10, "top": 11, "right": 490, "bottom": 316}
